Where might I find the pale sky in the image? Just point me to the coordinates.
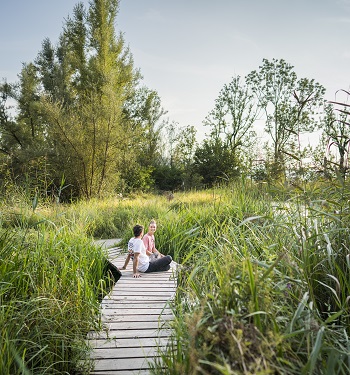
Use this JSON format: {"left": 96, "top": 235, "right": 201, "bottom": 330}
{"left": 1, "top": 0, "right": 350, "bottom": 144}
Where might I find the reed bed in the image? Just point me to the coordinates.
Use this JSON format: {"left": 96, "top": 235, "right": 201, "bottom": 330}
{"left": 0, "top": 213, "right": 111, "bottom": 374}
{"left": 1, "top": 179, "right": 349, "bottom": 374}
{"left": 149, "top": 181, "right": 350, "bottom": 375}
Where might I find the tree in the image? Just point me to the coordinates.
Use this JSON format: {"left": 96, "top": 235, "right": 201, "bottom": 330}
{"left": 193, "top": 138, "right": 238, "bottom": 187}
{"left": 194, "top": 75, "right": 259, "bottom": 185}
{"left": 204, "top": 75, "right": 259, "bottom": 160}
{"left": 321, "top": 95, "right": 350, "bottom": 179}
{"left": 246, "top": 58, "right": 325, "bottom": 178}
{"left": 150, "top": 122, "right": 190, "bottom": 191}
{"left": 171, "top": 125, "right": 199, "bottom": 189}
{"left": 172, "top": 125, "right": 197, "bottom": 168}
{"left": 123, "top": 86, "right": 166, "bottom": 168}
{"left": 14, "top": 0, "right": 141, "bottom": 198}
{"left": 0, "top": 80, "right": 20, "bottom": 159}
{"left": 113, "top": 86, "right": 168, "bottom": 193}
{"left": 1, "top": 1, "right": 170, "bottom": 199}
{"left": 0, "top": 71, "right": 48, "bottom": 187}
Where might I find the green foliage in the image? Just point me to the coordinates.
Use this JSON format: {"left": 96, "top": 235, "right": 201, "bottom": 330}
{"left": 147, "top": 181, "right": 350, "bottom": 374}
{"left": 35, "top": 0, "right": 139, "bottom": 199}
{"left": 193, "top": 138, "right": 240, "bottom": 186}
{"left": 0, "top": 0, "right": 168, "bottom": 200}
{"left": 1, "top": 179, "right": 350, "bottom": 374}
{"left": 204, "top": 75, "right": 259, "bottom": 159}
{"left": 1, "top": 49, "right": 333, "bottom": 196}
{"left": 124, "top": 86, "right": 167, "bottom": 167}
{"left": 152, "top": 164, "right": 183, "bottom": 191}
{"left": 0, "top": 226, "right": 108, "bottom": 374}
{"left": 322, "top": 91, "right": 350, "bottom": 180}
{"left": 246, "top": 58, "right": 326, "bottom": 177}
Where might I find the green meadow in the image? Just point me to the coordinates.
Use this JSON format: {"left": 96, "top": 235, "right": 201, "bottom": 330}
{"left": 1, "top": 178, "right": 349, "bottom": 374}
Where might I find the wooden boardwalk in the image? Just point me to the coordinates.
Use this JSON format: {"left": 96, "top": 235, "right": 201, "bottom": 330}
{"left": 88, "top": 239, "right": 177, "bottom": 374}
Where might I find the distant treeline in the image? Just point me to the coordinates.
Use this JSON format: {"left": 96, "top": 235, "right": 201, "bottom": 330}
{"left": 0, "top": 0, "right": 349, "bottom": 201}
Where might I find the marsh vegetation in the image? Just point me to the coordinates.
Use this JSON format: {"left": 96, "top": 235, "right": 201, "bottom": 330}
{"left": 1, "top": 177, "right": 349, "bottom": 374}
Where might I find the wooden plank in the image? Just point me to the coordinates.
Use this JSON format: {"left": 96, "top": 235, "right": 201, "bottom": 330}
{"left": 114, "top": 280, "right": 176, "bottom": 285}
{"left": 91, "top": 346, "right": 159, "bottom": 359}
{"left": 111, "top": 291, "right": 175, "bottom": 296}
{"left": 89, "top": 337, "right": 168, "bottom": 349}
{"left": 102, "top": 305, "right": 173, "bottom": 311}
{"left": 109, "top": 291, "right": 175, "bottom": 297}
{"left": 102, "top": 303, "right": 171, "bottom": 309}
{"left": 104, "top": 321, "right": 171, "bottom": 330}
{"left": 102, "top": 310, "right": 171, "bottom": 319}
{"left": 105, "top": 296, "right": 174, "bottom": 302}
{"left": 102, "top": 315, "right": 173, "bottom": 323}
{"left": 113, "top": 285, "right": 175, "bottom": 290}
{"left": 92, "top": 357, "right": 157, "bottom": 371}
{"left": 88, "top": 328, "right": 171, "bottom": 340}
{"left": 101, "top": 301, "right": 170, "bottom": 308}
{"left": 114, "top": 282, "right": 175, "bottom": 288}
{"left": 90, "top": 372, "right": 151, "bottom": 375}
{"left": 108, "top": 306, "right": 173, "bottom": 312}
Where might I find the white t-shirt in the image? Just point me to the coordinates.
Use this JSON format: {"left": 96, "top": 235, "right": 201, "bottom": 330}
{"left": 128, "top": 237, "right": 149, "bottom": 272}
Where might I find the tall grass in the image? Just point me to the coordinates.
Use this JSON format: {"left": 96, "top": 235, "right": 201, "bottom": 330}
{"left": 0, "top": 215, "right": 110, "bottom": 374}
{"left": 1, "top": 179, "right": 349, "bottom": 374}
{"left": 0, "top": 188, "right": 208, "bottom": 374}
{"left": 147, "top": 180, "right": 350, "bottom": 374}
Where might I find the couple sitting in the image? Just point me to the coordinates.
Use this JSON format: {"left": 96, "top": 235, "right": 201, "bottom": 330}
{"left": 119, "top": 220, "right": 172, "bottom": 278}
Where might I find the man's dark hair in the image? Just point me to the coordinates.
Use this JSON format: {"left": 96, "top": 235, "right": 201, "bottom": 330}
{"left": 133, "top": 224, "right": 144, "bottom": 237}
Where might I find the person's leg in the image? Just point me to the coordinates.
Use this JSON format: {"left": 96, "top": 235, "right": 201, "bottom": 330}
{"left": 145, "top": 255, "right": 172, "bottom": 272}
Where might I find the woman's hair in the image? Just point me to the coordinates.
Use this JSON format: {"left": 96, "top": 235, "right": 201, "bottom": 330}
{"left": 133, "top": 224, "right": 144, "bottom": 237}
{"left": 149, "top": 219, "right": 157, "bottom": 225}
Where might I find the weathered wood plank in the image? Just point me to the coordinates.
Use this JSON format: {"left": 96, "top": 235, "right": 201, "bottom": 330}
{"left": 88, "top": 328, "right": 172, "bottom": 340}
{"left": 90, "top": 372, "right": 151, "bottom": 375}
{"left": 105, "top": 296, "right": 174, "bottom": 302}
{"left": 101, "top": 301, "right": 170, "bottom": 307}
{"left": 107, "top": 290, "right": 175, "bottom": 295}
{"left": 91, "top": 346, "right": 159, "bottom": 359}
{"left": 103, "top": 321, "right": 171, "bottom": 330}
{"left": 102, "top": 314, "right": 173, "bottom": 323}
{"left": 102, "top": 311, "right": 172, "bottom": 318}
{"left": 89, "top": 337, "right": 168, "bottom": 349}
{"left": 112, "top": 283, "right": 176, "bottom": 290}
{"left": 92, "top": 357, "right": 158, "bottom": 371}
{"left": 102, "top": 303, "right": 171, "bottom": 309}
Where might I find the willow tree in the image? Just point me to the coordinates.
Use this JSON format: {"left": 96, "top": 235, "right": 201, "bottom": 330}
{"left": 31, "top": 0, "right": 140, "bottom": 198}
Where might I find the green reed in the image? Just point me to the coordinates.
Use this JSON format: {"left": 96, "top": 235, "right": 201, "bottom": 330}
{"left": 0, "top": 222, "right": 108, "bottom": 374}
{"left": 1, "top": 179, "right": 349, "bottom": 374}
{"left": 150, "top": 180, "right": 350, "bottom": 374}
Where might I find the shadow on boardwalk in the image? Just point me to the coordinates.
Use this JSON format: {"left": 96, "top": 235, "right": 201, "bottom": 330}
{"left": 88, "top": 239, "right": 177, "bottom": 374}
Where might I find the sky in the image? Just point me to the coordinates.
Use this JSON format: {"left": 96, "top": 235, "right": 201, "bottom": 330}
{"left": 1, "top": 0, "right": 350, "bottom": 144}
